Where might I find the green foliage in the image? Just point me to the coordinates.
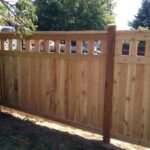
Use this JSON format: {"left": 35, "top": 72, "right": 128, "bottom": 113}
{"left": 0, "top": 4, "right": 9, "bottom": 25}
{"left": 34, "top": 0, "right": 115, "bottom": 31}
{"left": 129, "top": 0, "right": 150, "bottom": 29}
{"left": 15, "top": 0, "right": 37, "bottom": 37}
{"left": 0, "top": 0, "right": 37, "bottom": 37}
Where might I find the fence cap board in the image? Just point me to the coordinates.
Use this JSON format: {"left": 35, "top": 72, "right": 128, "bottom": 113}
{"left": 116, "top": 30, "right": 150, "bottom": 40}
{"left": 0, "top": 31, "right": 107, "bottom": 40}
{"left": 117, "top": 30, "right": 150, "bottom": 33}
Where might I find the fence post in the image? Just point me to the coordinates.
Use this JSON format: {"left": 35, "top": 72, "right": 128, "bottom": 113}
{"left": 0, "top": 39, "right": 4, "bottom": 103}
{"left": 103, "top": 25, "right": 116, "bottom": 143}
{"left": 0, "top": 50, "right": 1, "bottom": 102}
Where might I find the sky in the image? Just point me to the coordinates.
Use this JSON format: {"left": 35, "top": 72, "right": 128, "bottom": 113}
{"left": 6, "top": 0, "right": 142, "bottom": 30}
{"left": 114, "top": 0, "right": 142, "bottom": 30}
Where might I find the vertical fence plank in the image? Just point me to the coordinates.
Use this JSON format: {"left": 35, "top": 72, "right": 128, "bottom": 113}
{"left": 35, "top": 40, "right": 40, "bottom": 52}
{"left": 65, "top": 40, "right": 71, "bottom": 54}
{"left": 89, "top": 40, "right": 94, "bottom": 55}
{"left": 101, "top": 40, "right": 107, "bottom": 55}
{"left": 0, "top": 49, "right": 2, "bottom": 101}
{"left": 1, "top": 39, "right": 4, "bottom": 51}
{"left": 77, "top": 40, "right": 82, "bottom": 54}
{"left": 130, "top": 39, "right": 137, "bottom": 56}
{"left": 45, "top": 40, "right": 50, "bottom": 53}
{"left": 17, "top": 39, "right": 22, "bottom": 51}
{"left": 9, "top": 39, "right": 13, "bottom": 51}
{"left": 103, "top": 25, "right": 116, "bottom": 143}
{"left": 26, "top": 40, "right": 30, "bottom": 52}
{"left": 55, "top": 40, "right": 60, "bottom": 53}
{"left": 0, "top": 39, "right": 4, "bottom": 101}
{"left": 115, "top": 39, "right": 122, "bottom": 56}
{"left": 145, "top": 40, "right": 150, "bottom": 57}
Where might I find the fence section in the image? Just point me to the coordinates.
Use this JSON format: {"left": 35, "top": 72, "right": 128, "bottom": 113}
{"left": 0, "top": 29, "right": 150, "bottom": 147}
{"left": 112, "top": 30, "right": 150, "bottom": 146}
{"left": 0, "top": 31, "right": 107, "bottom": 133}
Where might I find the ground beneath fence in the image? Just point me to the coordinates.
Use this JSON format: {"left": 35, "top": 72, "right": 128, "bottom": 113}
{"left": 0, "top": 112, "right": 121, "bottom": 150}
{"left": 0, "top": 108, "right": 148, "bottom": 150}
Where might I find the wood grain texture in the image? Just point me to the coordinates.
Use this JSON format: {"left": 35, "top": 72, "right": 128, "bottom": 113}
{"left": 103, "top": 25, "right": 116, "bottom": 143}
{"left": 0, "top": 67, "right": 1, "bottom": 101}
{"left": 1, "top": 49, "right": 105, "bottom": 132}
{"left": 1, "top": 30, "right": 150, "bottom": 147}
{"left": 112, "top": 30, "right": 150, "bottom": 147}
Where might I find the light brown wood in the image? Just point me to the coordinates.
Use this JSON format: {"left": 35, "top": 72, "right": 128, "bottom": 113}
{"left": 132, "top": 64, "right": 144, "bottom": 139}
{"left": 142, "top": 65, "right": 150, "bottom": 142}
{"left": 101, "top": 40, "right": 107, "bottom": 55}
{"left": 45, "top": 40, "right": 50, "bottom": 53}
{"left": 116, "top": 30, "right": 150, "bottom": 41}
{"left": 55, "top": 40, "right": 60, "bottom": 53}
{"left": 0, "top": 39, "right": 4, "bottom": 51}
{"left": 112, "top": 30, "right": 150, "bottom": 147}
{"left": 111, "top": 63, "right": 121, "bottom": 135}
{"left": 88, "top": 40, "right": 94, "bottom": 55}
{"left": 114, "top": 56, "right": 150, "bottom": 64}
{"left": 0, "top": 31, "right": 107, "bottom": 41}
{"left": 65, "top": 40, "right": 71, "bottom": 54}
{"left": 35, "top": 40, "right": 40, "bottom": 52}
{"left": 9, "top": 39, "right": 13, "bottom": 51}
{"left": 1, "top": 30, "right": 150, "bottom": 147}
{"left": 145, "top": 40, "right": 150, "bottom": 57}
{"left": 17, "top": 40, "right": 22, "bottom": 51}
{"left": 130, "top": 39, "right": 137, "bottom": 56}
{"left": 115, "top": 39, "right": 122, "bottom": 56}
{"left": 103, "top": 25, "right": 116, "bottom": 143}
{"left": 25, "top": 40, "right": 31, "bottom": 52}
{"left": 77, "top": 40, "right": 82, "bottom": 54}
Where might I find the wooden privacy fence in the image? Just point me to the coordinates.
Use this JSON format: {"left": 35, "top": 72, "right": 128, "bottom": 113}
{"left": 0, "top": 26, "right": 150, "bottom": 147}
{"left": 0, "top": 28, "right": 110, "bottom": 139}
{"left": 112, "top": 30, "right": 150, "bottom": 147}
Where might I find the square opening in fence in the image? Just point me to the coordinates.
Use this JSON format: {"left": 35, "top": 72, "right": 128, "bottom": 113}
{"left": 3, "top": 39, "right": 9, "bottom": 51}
{"left": 94, "top": 40, "right": 101, "bottom": 55}
{"left": 39, "top": 40, "right": 45, "bottom": 52}
{"left": 49, "top": 40, "right": 55, "bottom": 53}
{"left": 30, "top": 40, "right": 35, "bottom": 51}
{"left": 137, "top": 41, "right": 145, "bottom": 56}
{"left": 82, "top": 40, "right": 88, "bottom": 54}
{"left": 122, "top": 40, "right": 130, "bottom": 55}
{"left": 60, "top": 40, "right": 65, "bottom": 53}
{"left": 22, "top": 40, "right": 26, "bottom": 51}
{"left": 71, "top": 41, "right": 77, "bottom": 54}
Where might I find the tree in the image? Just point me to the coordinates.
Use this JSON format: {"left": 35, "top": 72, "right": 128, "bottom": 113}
{"left": 0, "top": 3, "right": 9, "bottom": 25}
{"left": 34, "top": 0, "right": 115, "bottom": 31}
{"left": 129, "top": 0, "right": 150, "bottom": 29}
{"left": 0, "top": 0, "right": 37, "bottom": 37}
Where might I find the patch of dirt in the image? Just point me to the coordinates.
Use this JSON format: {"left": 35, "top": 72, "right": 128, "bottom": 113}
{"left": 0, "top": 107, "right": 148, "bottom": 150}
{"left": 0, "top": 112, "right": 121, "bottom": 150}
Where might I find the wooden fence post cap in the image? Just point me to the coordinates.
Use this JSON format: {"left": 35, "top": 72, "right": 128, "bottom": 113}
{"left": 107, "top": 24, "right": 116, "bottom": 27}
{"left": 107, "top": 24, "right": 116, "bottom": 31}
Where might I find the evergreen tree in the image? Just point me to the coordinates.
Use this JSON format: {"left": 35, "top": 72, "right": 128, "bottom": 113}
{"left": 34, "top": 0, "right": 115, "bottom": 31}
{"left": 129, "top": 0, "right": 150, "bottom": 29}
